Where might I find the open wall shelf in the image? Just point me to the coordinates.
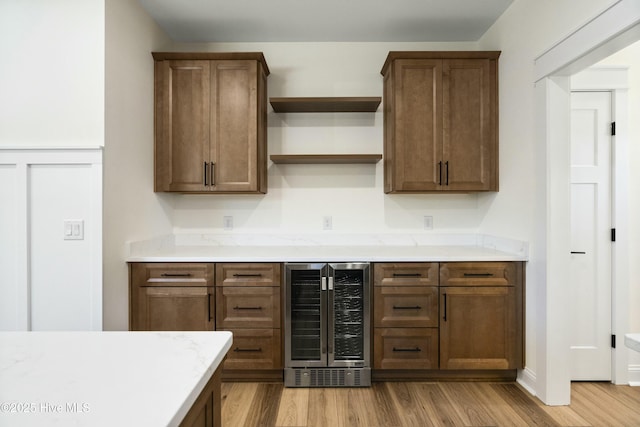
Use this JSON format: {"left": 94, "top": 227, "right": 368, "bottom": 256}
{"left": 270, "top": 154, "right": 382, "bottom": 164}
{"left": 270, "top": 97, "right": 381, "bottom": 113}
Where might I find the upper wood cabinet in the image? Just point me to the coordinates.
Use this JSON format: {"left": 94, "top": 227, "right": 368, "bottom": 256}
{"left": 381, "top": 51, "right": 500, "bottom": 193}
{"left": 153, "top": 52, "right": 269, "bottom": 193}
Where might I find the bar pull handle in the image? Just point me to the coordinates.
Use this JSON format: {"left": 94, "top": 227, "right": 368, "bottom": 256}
{"left": 233, "top": 306, "right": 263, "bottom": 310}
{"left": 203, "top": 162, "right": 208, "bottom": 186}
{"left": 392, "top": 273, "right": 422, "bottom": 277}
{"left": 233, "top": 273, "right": 263, "bottom": 277}
{"left": 210, "top": 162, "right": 215, "bottom": 186}
{"left": 463, "top": 273, "right": 494, "bottom": 277}
{"left": 393, "top": 347, "right": 421, "bottom": 352}
{"left": 160, "top": 273, "right": 192, "bottom": 277}
{"left": 571, "top": 251, "right": 586, "bottom": 254}
{"left": 208, "top": 294, "right": 212, "bottom": 321}
{"left": 321, "top": 277, "right": 327, "bottom": 291}
{"left": 328, "top": 276, "right": 334, "bottom": 291}
{"left": 445, "top": 161, "right": 449, "bottom": 185}
{"left": 443, "top": 293, "right": 447, "bottom": 321}
{"left": 438, "top": 161, "right": 443, "bottom": 185}
{"left": 233, "top": 347, "right": 262, "bottom": 352}
{"left": 393, "top": 305, "right": 422, "bottom": 310}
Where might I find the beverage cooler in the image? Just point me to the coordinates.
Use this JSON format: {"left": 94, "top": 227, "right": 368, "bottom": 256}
{"left": 284, "top": 262, "right": 371, "bottom": 387}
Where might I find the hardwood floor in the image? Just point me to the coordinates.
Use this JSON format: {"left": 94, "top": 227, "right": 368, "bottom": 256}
{"left": 221, "top": 381, "right": 640, "bottom": 426}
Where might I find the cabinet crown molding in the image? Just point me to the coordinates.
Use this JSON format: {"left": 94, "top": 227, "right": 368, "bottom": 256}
{"left": 381, "top": 51, "right": 501, "bottom": 75}
{"left": 152, "top": 51, "right": 270, "bottom": 75}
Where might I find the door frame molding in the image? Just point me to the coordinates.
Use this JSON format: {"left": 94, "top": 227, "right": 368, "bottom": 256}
{"left": 533, "top": 0, "right": 638, "bottom": 405}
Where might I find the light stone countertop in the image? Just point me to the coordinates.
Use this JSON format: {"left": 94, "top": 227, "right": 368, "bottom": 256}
{"left": 626, "top": 333, "right": 640, "bottom": 353}
{"left": 0, "top": 331, "right": 232, "bottom": 427}
{"left": 126, "top": 233, "right": 529, "bottom": 263}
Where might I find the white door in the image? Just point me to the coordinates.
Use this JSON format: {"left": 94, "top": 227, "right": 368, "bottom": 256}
{"left": 569, "top": 91, "right": 612, "bottom": 380}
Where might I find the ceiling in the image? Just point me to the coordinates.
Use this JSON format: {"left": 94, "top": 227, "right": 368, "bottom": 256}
{"left": 137, "top": 0, "right": 514, "bottom": 43}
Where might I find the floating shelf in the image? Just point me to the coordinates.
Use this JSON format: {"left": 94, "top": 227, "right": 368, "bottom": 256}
{"left": 269, "top": 97, "right": 381, "bottom": 113}
{"left": 270, "top": 154, "right": 382, "bottom": 164}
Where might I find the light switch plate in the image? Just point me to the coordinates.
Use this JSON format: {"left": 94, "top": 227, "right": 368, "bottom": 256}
{"left": 64, "top": 220, "right": 84, "bottom": 240}
{"left": 424, "top": 216, "right": 433, "bottom": 230}
{"left": 223, "top": 216, "right": 233, "bottom": 230}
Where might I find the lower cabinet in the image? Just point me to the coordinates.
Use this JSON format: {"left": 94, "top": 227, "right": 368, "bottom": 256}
{"left": 129, "top": 263, "right": 214, "bottom": 331}
{"left": 372, "top": 261, "right": 524, "bottom": 380}
{"left": 179, "top": 365, "right": 222, "bottom": 427}
{"left": 129, "top": 262, "right": 283, "bottom": 381}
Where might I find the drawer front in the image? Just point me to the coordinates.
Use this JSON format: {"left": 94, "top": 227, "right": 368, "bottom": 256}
{"left": 131, "top": 263, "right": 214, "bottom": 287}
{"left": 374, "top": 286, "right": 439, "bottom": 328}
{"left": 221, "top": 328, "right": 282, "bottom": 370}
{"left": 374, "top": 327, "right": 438, "bottom": 369}
{"left": 135, "top": 286, "right": 214, "bottom": 331}
{"left": 216, "top": 286, "right": 281, "bottom": 329}
{"left": 216, "top": 263, "right": 281, "bottom": 287}
{"left": 374, "top": 263, "right": 439, "bottom": 287}
{"left": 440, "top": 262, "right": 517, "bottom": 287}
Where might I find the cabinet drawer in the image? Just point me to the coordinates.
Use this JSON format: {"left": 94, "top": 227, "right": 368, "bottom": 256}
{"left": 440, "top": 262, "right": 517, "bottom": 287}
{"left": 216, "top": 286, "right": 281, "bottom": 329}
{"left": 374, "top": 328, "right": 438, "bottom": 370}
{"left": 374, "top": 286, "right": 439, "bottom": 328}
{"left": 374, "top": 263, "right": 439, "bottom": 287}
{"left": 133, "top": 286, "right": 214, "bottom": 331}
{"left": 221, "top": 328, "right": 282, "bottom": 370}
{"left": 216, "top": 263, "right": 281, "bottom": 287}
{"left": 131, "top": 263, "right": 214, "bottom": 287}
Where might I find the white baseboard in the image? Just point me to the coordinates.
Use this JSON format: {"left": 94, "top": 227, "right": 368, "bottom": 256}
{"left": 628, "top": 364, "right": 640, "bottom": 386}
{"left": 517, "top": 367, "right": 537, "bottom": 396}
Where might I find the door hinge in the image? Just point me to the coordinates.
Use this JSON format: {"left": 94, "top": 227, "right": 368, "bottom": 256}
{"left": 611, "top": 334, "right": 616, "bottom": 349}
{"left": 611, "top": 122, "right": 616, "bottom": 136}
{"left": 611, "top": 228, "right": 616, "bottom": 242}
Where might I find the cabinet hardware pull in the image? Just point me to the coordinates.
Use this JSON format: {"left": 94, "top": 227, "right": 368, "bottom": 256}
{"left": 392, "top": 273, "right": 422, "bottom": 277}
{"left": 443, "top": 293, "right": 447, "bottom": 321}
{"left": 393, "top": 347, "right": 421, "bottom": 352}
{"left": 208, "top": 295, "right": 212, "bottom": 321}
{"left": 393, "top": 305, "right": 422, "bottom": 310}
{"left": 438, "top": 161, "right": 443, "bottom": 185}
{"left": 571, "top": 251, "right": 586, "bottom": 254}
{"left": 233, "top": 347, "right": 262, "bottom": 352}
{"left": 445, "top": 161, "right": 449, "bottom": 185}
{"left": 203, "top": 162, "right": 208, "bottom": 186}
{"left": 233, "top": 273, "right": 263, "bottom": 277}
{"left": 233, "top": 306, "right": 263, "bottom": 310}
{"left": 210, "top": 162, "right": 215, "bottom": 186}
{"left": 463, "top": 273, "right": 494, "bottom": 277}
{"left": 160, "top": 273, "right": 192, "bottom": 277}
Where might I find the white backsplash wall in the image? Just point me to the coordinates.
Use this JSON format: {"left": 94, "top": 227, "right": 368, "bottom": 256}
{"left": 167, "top": 42, "right": 494, "bottom": 235}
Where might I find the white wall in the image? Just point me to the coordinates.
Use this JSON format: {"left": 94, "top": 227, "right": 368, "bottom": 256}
{"left": 103, "top": 0, "right": 174, "bottom": 330}
{"left": 0, "top": 0, "right": 104, "bottom": 147}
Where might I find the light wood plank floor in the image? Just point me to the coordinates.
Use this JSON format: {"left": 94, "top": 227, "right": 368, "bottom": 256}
{"left": 221, "top": 381, "right": 640, "bottom": 427}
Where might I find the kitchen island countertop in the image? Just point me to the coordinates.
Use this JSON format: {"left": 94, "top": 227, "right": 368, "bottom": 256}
{"left": 0, "top": 331, "right": 232, "bottom": 427}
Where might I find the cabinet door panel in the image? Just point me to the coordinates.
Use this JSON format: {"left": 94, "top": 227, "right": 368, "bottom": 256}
{"left": 221, "top": 328, "right": 282, "bottom": 370}
{"left": 210, "top": 60, "right": 259, "bottom": 192}
{"left": 216, "top": 286, "right": 280, "bottom": 329}
{"left": 374, "top": 327, "right": 438, "bottom": 369}
{"left": 443, "top": 59, "right": 496, "bottom": 191}
{"left": 374, "top": 286, "right": 439, "bottom": 328}
{"left": 159, "top": 60, "right": 210, "bottom": 192}
{"left": 136, "top": 286, "right": 214, "bottom": 331}
{"left": 439, "top": 286, "right": 517, "bottom": 369}
{"left": 392, "top": 59, "right": 442, "bottom": 191}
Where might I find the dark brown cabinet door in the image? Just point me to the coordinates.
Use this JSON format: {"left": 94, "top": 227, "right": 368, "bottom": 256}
{"left": 137, "top": 286, "right": 214, "bottom": 331}
{"left": 156, "top": 60, "right": 210, "bottom": 192}
{"left": 129, "top": 263, "right": 214, "bottom": 331}
{"left": 439, "top": 286, "right": 518, "bottom": 369}
{"left": 210, "top": 60, "right": 263, "bottom": 193}
{"left": 443, "top": 59, "right": 496, "bottom": 191}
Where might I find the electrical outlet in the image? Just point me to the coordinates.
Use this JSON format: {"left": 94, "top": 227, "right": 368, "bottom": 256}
{"left": 323, "top": 216, "right": 332, "bottom": 230}
{"left": 424, "top": 215, "right": 433, "bottom": 230}
{"left": 223, "top": 216, "right": 233, "bottom": 230}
